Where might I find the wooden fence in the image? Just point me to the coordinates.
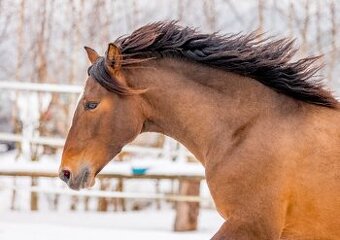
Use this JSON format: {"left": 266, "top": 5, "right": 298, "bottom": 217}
{"left": 0, "top": 167, "right": 209, "bottom": 231}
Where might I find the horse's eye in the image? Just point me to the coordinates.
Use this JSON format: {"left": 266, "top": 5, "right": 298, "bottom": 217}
{"left": 85, "top": 102, "right": 98, "bottom": 110}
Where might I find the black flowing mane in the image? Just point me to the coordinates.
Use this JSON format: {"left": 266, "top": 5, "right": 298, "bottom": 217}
{"left": 90, "top": 21, "right": 338, "bottom": 108}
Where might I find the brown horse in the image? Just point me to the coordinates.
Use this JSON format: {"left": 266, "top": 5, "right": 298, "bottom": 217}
{"left": 59, "top": 22, "right": 340, "bottom": 239}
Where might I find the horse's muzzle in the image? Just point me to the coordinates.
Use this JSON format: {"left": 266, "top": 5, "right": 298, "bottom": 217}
{"left": 59, "top": 167, "right": 91, "bottom": 190}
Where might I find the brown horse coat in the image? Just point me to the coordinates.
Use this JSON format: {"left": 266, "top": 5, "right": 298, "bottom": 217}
{"left": 59, "top": 22, "right": 340, "bottom": 239}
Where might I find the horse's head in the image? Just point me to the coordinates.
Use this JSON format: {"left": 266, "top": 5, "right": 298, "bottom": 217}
{"left": 59, "top": 44, "right": 146, "bottom": 190}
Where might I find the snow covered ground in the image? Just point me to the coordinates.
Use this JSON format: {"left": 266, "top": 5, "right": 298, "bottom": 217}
{"left": 0, "top": 150, "right": 222, "bottom": 239}
{"left": 0, "top": 209, "right": 223, "bottom": 240}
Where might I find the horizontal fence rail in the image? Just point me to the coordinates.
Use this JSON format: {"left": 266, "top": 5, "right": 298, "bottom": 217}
{"left": 0, "top": 170, "right": 205, "bottom": 181}
{"left": 0, "top": 81, "right": 82, "bottom": 93}
{"left": 1, "top": 185, "right": 208, "bottom": 203}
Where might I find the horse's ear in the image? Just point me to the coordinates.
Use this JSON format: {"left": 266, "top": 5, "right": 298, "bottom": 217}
{"left": 84, "top": 46, "right": 99, "bottom": 64}
{"left": 105, "top": 43, "right": 122, "bottom": 70}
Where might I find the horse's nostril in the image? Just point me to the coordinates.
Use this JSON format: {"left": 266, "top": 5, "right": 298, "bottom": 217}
{"left": 61, "top": 169, "right": 71, "bottom": 182}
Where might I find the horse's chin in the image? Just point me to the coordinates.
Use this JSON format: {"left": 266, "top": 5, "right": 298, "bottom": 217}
{"left": 86, "top": 176, "right": 96, "bottom": 189}
{"left": 72, "top": 170, "right": 97, "bottom": 190}
{"left": 81, "top": 171, "right": 97, "bottom": 189}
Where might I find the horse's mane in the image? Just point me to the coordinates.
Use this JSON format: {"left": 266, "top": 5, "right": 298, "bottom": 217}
{"left": 91, "top": 21, "right": 338, "bottom": 108}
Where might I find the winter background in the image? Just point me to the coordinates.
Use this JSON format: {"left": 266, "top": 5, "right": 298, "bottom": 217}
{"left": 0, "top": 0, "right": 339, "bottom": 239}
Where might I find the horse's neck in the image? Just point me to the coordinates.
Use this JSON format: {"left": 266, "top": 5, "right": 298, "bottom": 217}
{"left": 126, "top": 59, "right": 297, "bottom": 165}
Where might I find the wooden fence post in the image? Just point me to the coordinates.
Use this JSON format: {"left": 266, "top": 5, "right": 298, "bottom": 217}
{"left": 30, "top": 177, "right": 38, "bottom": 211}
{"left": 174, "top": 179, "right": 200, "bottom": 231}
{"left": 97, "top": 178, "right": 110, "bottom": 211}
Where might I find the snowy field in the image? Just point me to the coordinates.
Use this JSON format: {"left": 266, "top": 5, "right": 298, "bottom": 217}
{"left": 0, "top": 209, "right": 223, "bottom": 240}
